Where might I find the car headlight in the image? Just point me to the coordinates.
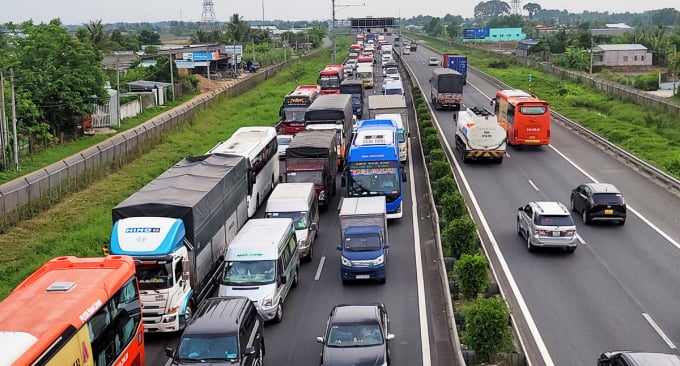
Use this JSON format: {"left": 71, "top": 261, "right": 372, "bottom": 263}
{"left": 372, "top": 255, "right": 385, "bottom": 266}
{"left": 341, "top": 256, "right": 351, "bottom": 266}
{"left": 298, "top": 238, "right": 306, "bottom": 247}
{"left": 319, "top": 190, "right": 326, "bottom": 200}
{"left": 262, "top": 297, "right": 273, "bottom": 307}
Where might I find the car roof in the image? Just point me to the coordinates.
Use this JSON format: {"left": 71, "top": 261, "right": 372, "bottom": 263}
{"left": 621, "top": 351, "right": 680, "bottom": 366}
{"left": 585, "top": 183, "right": 621, "bottom": 194}
{"left": 331, "top": 304, "right": 383, "bottom": 324}
{"left": 184, "top": 297, "right": 250, "bottom": 335}
{"left": 532, "top": 201, "right": 570, "bottom": 216}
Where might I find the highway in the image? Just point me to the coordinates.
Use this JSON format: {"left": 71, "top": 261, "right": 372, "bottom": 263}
{"left": 402, "top": 41, "right": 680, "bottom": 365}
{"left": 144, "top": 56, "right": 458, "bottom": 366}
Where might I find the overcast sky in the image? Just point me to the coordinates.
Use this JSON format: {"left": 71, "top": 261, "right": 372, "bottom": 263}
{"left": 1, "top": 0, "right": 678, "bottom": 25}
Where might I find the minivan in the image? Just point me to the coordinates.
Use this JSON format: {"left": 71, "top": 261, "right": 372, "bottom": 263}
{"left": 165, "top": 296, "right": 264, "bottom": 365}
{"left": 219, "top": 218, "right": 300, "bottom": 322}
{"left": 265, "top": 183, "right": 319, "bottom": 260}
{"left": 374, "top": 113, "right": 407, "bottom": 163}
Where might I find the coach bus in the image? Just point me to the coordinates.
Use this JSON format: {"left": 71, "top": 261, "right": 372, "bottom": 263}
{"left": 491, "top": 89, "right": 551, "bottom": 146}
{"left": 342, "top": 119, "right": 407, "bottom": 219}
{"left": 0, "top": 255, "right": 144, "bottom": 366}
{"left": 279, "top": 85, "right": 321, "bottom": 134}
{"left": 209, "top": 126, "right": 279, "bottom": 217}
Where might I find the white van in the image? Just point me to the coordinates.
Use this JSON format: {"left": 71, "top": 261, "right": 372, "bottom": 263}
{"left": 356, "top": 63, "right": 374, "bottom": 89}
{"left": 375, "top": 113, "right": 407, "bottom": 163}
{"left": 382, "top": 79, "right": 404, "bottom": 96}
{"left": 219, "top": 218, "right": 299, "bottom": 323}
{"left": 265, "top": 183, "right": 319, "bottom": 260}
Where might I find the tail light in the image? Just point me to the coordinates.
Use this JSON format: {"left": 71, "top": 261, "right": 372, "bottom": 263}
{"left": 514, "top": 130, "right": 518, "bottom": 141}
{"left": 547, "top": 129, "right": 551, "bottom": 138}
{"left": 534, "top": 229, "right": 547, "bottom": 235}
{"left": 565, "top": 229, "right": 576, "bottom": 236}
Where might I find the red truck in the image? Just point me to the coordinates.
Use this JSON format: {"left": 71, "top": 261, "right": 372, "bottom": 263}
{"left": 318, "top": 64, "right": 345, "bottom": 94}
{"left": 283, "top": 130, "right": 339, "bottom": 208}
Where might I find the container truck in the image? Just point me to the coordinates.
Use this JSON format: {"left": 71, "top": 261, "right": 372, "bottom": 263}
{"left": 454, "top": 106, "right": 506, "bottom": 164}
{"left": 337, "top": 196, "right": 389, "bottom": 284}
{"left": 283, "top": 130, "right": 339, "bottom": 208}
{"left": 443, "top": 53, "right": 468, "bottom": 84}
{"left": 430, "top": 68, "right": 465, "bottom": 110}
{"left": 108, "top": 153, "right": 251, "bottom": 333}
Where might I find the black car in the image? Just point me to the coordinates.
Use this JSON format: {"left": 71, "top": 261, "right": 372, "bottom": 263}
{"left": 317, "top": 304, "right": 395, "bottom": 366}
{"left": 598, "top": 350, "right": 680, "bottom": 365}
{"left": 570, "top": 182, "right": 626, "bottom": 225}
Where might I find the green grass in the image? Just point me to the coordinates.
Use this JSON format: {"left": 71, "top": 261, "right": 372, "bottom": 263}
{"left": 406, "top": 32, "right": 680, "bottom": 178}
{"left": 0, "top": 41, "right": 349, "bottom": 299}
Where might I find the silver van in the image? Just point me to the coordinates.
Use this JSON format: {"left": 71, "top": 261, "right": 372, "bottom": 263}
{"left": 265, "top": 183, "right": 319, "bottom": 260}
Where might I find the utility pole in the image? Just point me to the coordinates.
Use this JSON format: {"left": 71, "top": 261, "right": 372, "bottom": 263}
{"left": 10, "top": 68, "right": 18, "bottom": 169}
{"left": 589, "top": 37, "right": 594, "bottom": 75}
{"left": 116, "top": 55, "right": 121, "bottom": 128}
{"left": 0, "top": 71, "right": 6, "bottom": 165}
{"left": 331, "top": 0, "right": 336, "bottom": 63}
{"left": 169, "top": 50, "right": 175, "bottom": 101}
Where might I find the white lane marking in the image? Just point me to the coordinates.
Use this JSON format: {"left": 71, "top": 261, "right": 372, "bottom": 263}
{"left": 506, "top": 151, "right": 511, "bottom": 158}
{"left": 576, "top": 233, "right": 586, "bottom": 245}
{"left": 408, "top": 64, "right": 555, "bottom": 366}
{"left": 528, "top": 180, "right": 540, "bottom": 191}
{"left": 314, "top": 256, "right": 326, "bottom": 281}
{"left": 164, "top": 357, "right": 172, "bottom": 366}
{"left": 408, "top": 130, "right": 432, "bottom": 366}
{"left": 549, "top": 146, "right": 680, "bottom": 252}
{"left": 642, "top": 313, "right": 677, "bottom": 349}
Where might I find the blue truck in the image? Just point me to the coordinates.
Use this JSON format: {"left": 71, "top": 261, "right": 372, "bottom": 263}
{"left": 444, "top": 53, "right": 468, "bottom": 84}
{"left": 337, "top": 196, "right": 389, "bottom": 284}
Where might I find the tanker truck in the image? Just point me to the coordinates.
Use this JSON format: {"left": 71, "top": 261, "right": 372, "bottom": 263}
{"left": 454, "top": 106, "right": 506, "bottom": 164}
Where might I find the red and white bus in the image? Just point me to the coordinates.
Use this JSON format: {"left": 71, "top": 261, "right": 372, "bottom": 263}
{"left": 0, "top": 256, "right": 145, "bottom": 366}
{"left": 280, "top": 85, "right": 322, "bottom": 134}
{"left": 317, "top": 64, "right": 344, "bottom": 94}
{"left": 491, "top": 89, "right": 551, "bottom": 146}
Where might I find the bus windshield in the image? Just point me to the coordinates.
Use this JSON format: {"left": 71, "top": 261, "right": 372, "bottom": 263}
{"left": 266, "top": 211, "right": 309, "bottom": 230}
{"left": 223, "top": 260, "right": 276, "bottom": 286}
{"left": 318, "top": 76, "right": 340, "bottom": 88}
{"left": 348, "top": 161, "right": 400, "bottom": 196}
{"left": 284, "top": 108, "right": 307, "bottom": 121}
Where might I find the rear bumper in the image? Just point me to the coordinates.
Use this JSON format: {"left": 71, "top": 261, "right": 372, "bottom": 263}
{"left": 531, "top": 235, "right": 577, "bottom": 248}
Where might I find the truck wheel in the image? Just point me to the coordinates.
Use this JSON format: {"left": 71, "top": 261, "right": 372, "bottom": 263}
{"left": 255, "top": 344, "right": 264, "bottom": 366}
{"left": 183, "top": 303, "right": 194, "bottom": 329}
{"left": 274, "top": 303, "right": 284, "bottom": 323}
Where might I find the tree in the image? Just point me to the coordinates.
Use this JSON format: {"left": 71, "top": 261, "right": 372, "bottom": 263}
{"left": 84, "top": 19, "right": 108, "bottom": 51}
{"left": 463, "top": 298, "right": 512, "bottom": 362}
{"left": 137, "top": 29, "right": 161, "bottom": 45}
{"left": 226, "top": 14, "right": 251, "bottom": 44}
{"left": 425, "top": 17, "right": 445, "bottom": 37}
{"left": 474, "top": 0, "right": 511, "bottom": 22}
{"left": 523, "top": 2, "right": 541, "bottom": 18}
{"left": 191, "top": 29, "right": 222, "bottom": 44}
{"left": 454, "top": 254, "right": 489, "bottom": 300}
{"left": 446, "top": 24, "right": 461, "bottom": 39}
{"left": 109, "top": 29, "right": 141, "bottom": 51}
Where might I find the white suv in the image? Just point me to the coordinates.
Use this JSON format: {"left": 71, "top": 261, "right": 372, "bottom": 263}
{"left": 517, "top": 201, "right": 577, "bottom": 253}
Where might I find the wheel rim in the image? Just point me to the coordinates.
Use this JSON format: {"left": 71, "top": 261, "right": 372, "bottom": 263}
{"left": 570, "top": 198, "right": 575, "bottom": 211}
{"left": 582, "top": 210, "right": 587, "bottom": 223}
{"left": 276, "top": 304, "right": 283, "bottom": 321}
{"left": 527, "top": 233, "right": 531, "bottom": 250}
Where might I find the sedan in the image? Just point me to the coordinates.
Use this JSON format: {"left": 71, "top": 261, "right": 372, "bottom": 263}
{"left": 428, "top": 56, "right": 440, "bottom": 66}
{"left": 317, "top": 304, "right": 395, "bottom": 366}
{"left": 277, "top": 134, "right": 294, "bottom": 159}
{"left": 570, "top": 183, "right": 626, "bottom": 225}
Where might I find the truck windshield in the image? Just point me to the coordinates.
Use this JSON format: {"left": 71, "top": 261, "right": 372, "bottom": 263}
{"left": 345, "top": 232, "right": 382, "bottom": 251}
{"left": 177, "top": 333, "right": 239, "bottom": 361}
{"left": 223, "top": 260, "right": 276, "bottom": 286}
{"left": 137, "top": 263, "right": 173, "bottom": 290}
{"left": 287, "top": 171, "right": 324, "bottom": 185}
{"left": 284, "top": 108, "right": 307, "bottom": 122}
{"left": 265, "top": 211, "right": 309, "bottom": 230}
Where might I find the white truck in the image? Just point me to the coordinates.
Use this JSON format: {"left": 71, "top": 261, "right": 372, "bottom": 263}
{"left": 108, "top": 154, "right": 250, "bottom": 332}
{"left": 337, "top": 196, "right": 389, "bottom": 284}
{"left": 454, "top": 106, "right": 507, "bottom": 164}
{"left": 368, "top": 95, "right": 409, "bottom": 163}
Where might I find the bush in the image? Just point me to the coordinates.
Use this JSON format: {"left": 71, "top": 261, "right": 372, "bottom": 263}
{"left": 441, "top": 192, "right": 466, "bottom": 223}
{"left": 488, "top": 59, "right": 510, "bottom": 69}
{"left": 418, "top": 117, "right": 432, "bottom": 130}
{"left": 441, "top": 216, "right": 479, "bottom": 259}
{"left": 454, "top": 253, "right": 489, "bottom": 300}
{"left": 429, "top": 160, "right": 450, "bottom": 180}
{"left": 417, "top": 104, "right": 430, "bottom": 117}
{"left": 434, "top": 175, "right": 457, "bottom": 200}
{"left": 421, "top": 126, "right": 437, "bottom": 137}
{"left": 429, "top": 148, "right": 445, "bottom": 162}
{"left": 633, "top": 72, "right": 659, "bottom": 91}
{"left": 422, "top": 134, "right": 440, "bottom": 154}
{"left": 463, "top": 298, "right": 512, "bottom": 362}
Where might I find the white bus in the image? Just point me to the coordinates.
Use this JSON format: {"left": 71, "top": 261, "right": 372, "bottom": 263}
{"left": 208, "top": 126, "right": 280, "bottom": 217}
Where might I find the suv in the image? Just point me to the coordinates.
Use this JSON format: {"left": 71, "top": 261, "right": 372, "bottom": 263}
{"left": 570, "top": 183, "right": 626, "bottom": 225}
{"left": 166, "top": 297, "right": 264, "bottom": 365}
{"left": 316, "top": 304, "right": 395, "bottom": 366}
{"left": 598, "top": 351, "right": 680, "bottom": 365}
{"left": 517, "top": 201, "right": 577, "bottom": 253}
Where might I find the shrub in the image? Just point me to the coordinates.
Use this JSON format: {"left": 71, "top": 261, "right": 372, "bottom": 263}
{"left": 488, "top": 59, "right": 510, "bottom": 69}
{"left": 441, "top": 192, "right": 466, "bottom": 223}
{"left": 633, "top": 72, "right": 659, "bottom": 91}
{"left": 429, "top": 148, "right": 445, "bottom": 162}
{"left": 454, "top": 253, "right": 489, "bottom": 300}
{"left": 434, "top": 176, "right": 457, "bottom": 200}
{"left": 418, "top": 117, "right": 432, "bottom": 130}
{"left": 463, "top": 298, "right": 512, "bottom": 362}
{"left": 422, "top": 134, "right": 440, "bottom": 154}
{"left": 421, "top": 126, "right": 437, "bottom": 137}
{"left": 429, "top": 160, "right": 450, "bottom": 180}
{"left": 416, "top": 104, "right": 430, "bottom": 116}
{"left": 441, "top": 216, "right": 479, "bottom": 259}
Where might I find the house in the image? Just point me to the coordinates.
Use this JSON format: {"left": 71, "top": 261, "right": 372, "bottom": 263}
{"left": 515, "top": 39, "right": 542, "bottom": 57}
{"left": 590, "top": 23, "right": 634, "bottom": 36}
{"left": 592, "top": 44, "right": 652, "bottom": 67}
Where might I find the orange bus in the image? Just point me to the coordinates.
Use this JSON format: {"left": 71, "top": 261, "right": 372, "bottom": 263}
{"left": 491, "top": 89, "right": 551, "bottom": 145}
{"left": 0, "top": 256, "right": 144, "bottom": 366}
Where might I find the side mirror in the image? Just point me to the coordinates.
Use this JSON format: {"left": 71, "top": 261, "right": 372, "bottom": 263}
{"left": 383, "top": 244, "right": 390, "bottom": 250}
{"left": 489, "top": 98, "right": 495, "bottom": 106}
{"left": 164, "top": 347, "right": 174, "bottom": 357}
{"left": 311, "top": 222, "right": 318, "bottom": 230}
{"left": 182, "top": 260, "right": 190, "bottom": 281}
{"left": 280, "top": 275, "right": 287, "bottom": 284}
{"left": 402, "top": 171, "right": 407, "bottom": 182}
{"left": 337, "top": 245, "right": 342, "bottom": 251}
{"left": 244, "top": 346, "right": 256, "bottom": 356}
{"left": 316, "top": 337, "right": 325, "bottom": 344}
{"left": 518, "top": 207, "right": 524, "bottom": 211}
{"left": 386, "top": 333, "right": 395, "bottom": 341}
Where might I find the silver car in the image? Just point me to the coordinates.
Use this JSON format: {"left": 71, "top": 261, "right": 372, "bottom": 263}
{"left": 517, "top": 201, "right": 577, "bottom": 253}
{"left": 277, "top": 135, "right": 294, "bottom": 159}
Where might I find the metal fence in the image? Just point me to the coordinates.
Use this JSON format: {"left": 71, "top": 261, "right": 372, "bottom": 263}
{"left": 0, "top": 51, "right": 321, "bottom": 232}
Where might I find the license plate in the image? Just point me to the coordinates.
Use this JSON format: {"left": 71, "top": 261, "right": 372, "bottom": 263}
{"left": 356, "top": 275, "right": 371, "bottom": 279}
{"left": 552, "top": 231, "right": 561, "bottom": 237}
{"left": 605, "top": 209, "right": 613, "bottom": 215}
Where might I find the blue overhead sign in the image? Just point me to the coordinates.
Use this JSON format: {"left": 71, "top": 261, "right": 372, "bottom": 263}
{"left": 463, "top": 28, "right": 490, "bottom": 39}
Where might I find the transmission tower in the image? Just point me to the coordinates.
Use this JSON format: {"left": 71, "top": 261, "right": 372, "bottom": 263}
{"left": 200, "top": 0, "right": 217, "bottom": 30}
{"left": 511, "top": 0, "right": 522, "bottom": 15}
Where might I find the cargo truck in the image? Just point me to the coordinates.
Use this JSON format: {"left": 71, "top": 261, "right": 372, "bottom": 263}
{"left": 454, "top": 106, "right": 506, "bottom": 164}
{"left": 108, "top": 153, "right": 251, "bottom": 333}
{"left": 443, "top": 53, "right": 468, "bottom": 84}
{"left": 430, "top": 67, "right": 465, "bottom": 110}
{"left": 337, "top": 196, "right": 389, "bottom": 284}
{"left": 340, "top": 79, "right": 365, "bottom": 117}
{"left": 283, "top": 130, "right": 339, "bottom": 208}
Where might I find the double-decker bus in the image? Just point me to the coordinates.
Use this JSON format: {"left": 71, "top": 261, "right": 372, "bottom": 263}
{"left": 491, "top": 89, "right": 551, "bottom": 146}
{"left": 208, "top": 126, "right": 279, "bottom": 217}
{"left": 342, "top": 119, "right": 407, "bottom": 219}
{"left": 279, "top": 85, "right": 321, "bottom": 135}
{"left": 0, "top": 256, "right": 144, "bottom": 366}
{"left": 317, "top": 64, "right": 344, "bottom": 94}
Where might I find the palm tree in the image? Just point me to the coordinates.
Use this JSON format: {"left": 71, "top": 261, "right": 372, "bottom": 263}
{"left": 85, "top": 19, "right": 108, "bottom": 51}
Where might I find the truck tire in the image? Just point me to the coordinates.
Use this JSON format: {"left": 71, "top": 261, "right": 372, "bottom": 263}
{"left": 292, "top": 266, "right": 300, "bottom": 287}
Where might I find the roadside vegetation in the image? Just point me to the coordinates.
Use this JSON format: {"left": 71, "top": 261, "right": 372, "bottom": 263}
{"left": 407, "top": 32, "right": 680, "bottom": 178}
{"left": 0, "top": 39, "right": 349, "bottom": 299}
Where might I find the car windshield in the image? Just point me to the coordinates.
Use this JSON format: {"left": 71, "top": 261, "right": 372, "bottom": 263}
{"left": 177, "top": 334, "right": 238, "bottom": 361}
{"left": 345, "top": 232, "right": 382, "bottom": 251}
{"left": 535, "top": 215, "right": 574, "bottom": 226}
{"left": 592, "top": 193, "right": 624, "bottom": 205}
{"left": 223, "top": 260, "right": 276, "bottom": 286}
{"left": 277, "top": 136, "right": 293, "bottom": 145}
{"left": 136, "top": 263, "right": 173, "bottom": 290}
{"left": 327, "top": 322, "right": 384, "bottom": 347}
{"left": 266, "top": 211, "right": 309, "bottom": 230}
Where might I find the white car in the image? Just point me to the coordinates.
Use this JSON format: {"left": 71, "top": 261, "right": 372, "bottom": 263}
{"left": 403, "top": 48, "right": 411, "bottom": 55}
{"left": 384, "top": 67, "right": 399, "bottom": 80}
{"left": 428, "top": 57, "right": 440, "bottom": 66}
{"left": 276, "top": 134, "right": 294, "bottom": 159}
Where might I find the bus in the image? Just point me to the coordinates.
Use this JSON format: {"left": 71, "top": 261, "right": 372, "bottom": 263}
{"left": 317, "top": 64, "right": 344, "bottom": 94}
{"left": 0, "top": 256, "right": 144, "bottom": 366}
{"left": 279, "top": 85, "right": 321, "bottom": 135}
{"left": 491, "top": 89, "right": 551, "bottom": 146}
{"left": 208, "top": 126, "right": 279, "bottom": 217}
{"left": 342, "top": 119, "right": 407, "bottom": 219}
